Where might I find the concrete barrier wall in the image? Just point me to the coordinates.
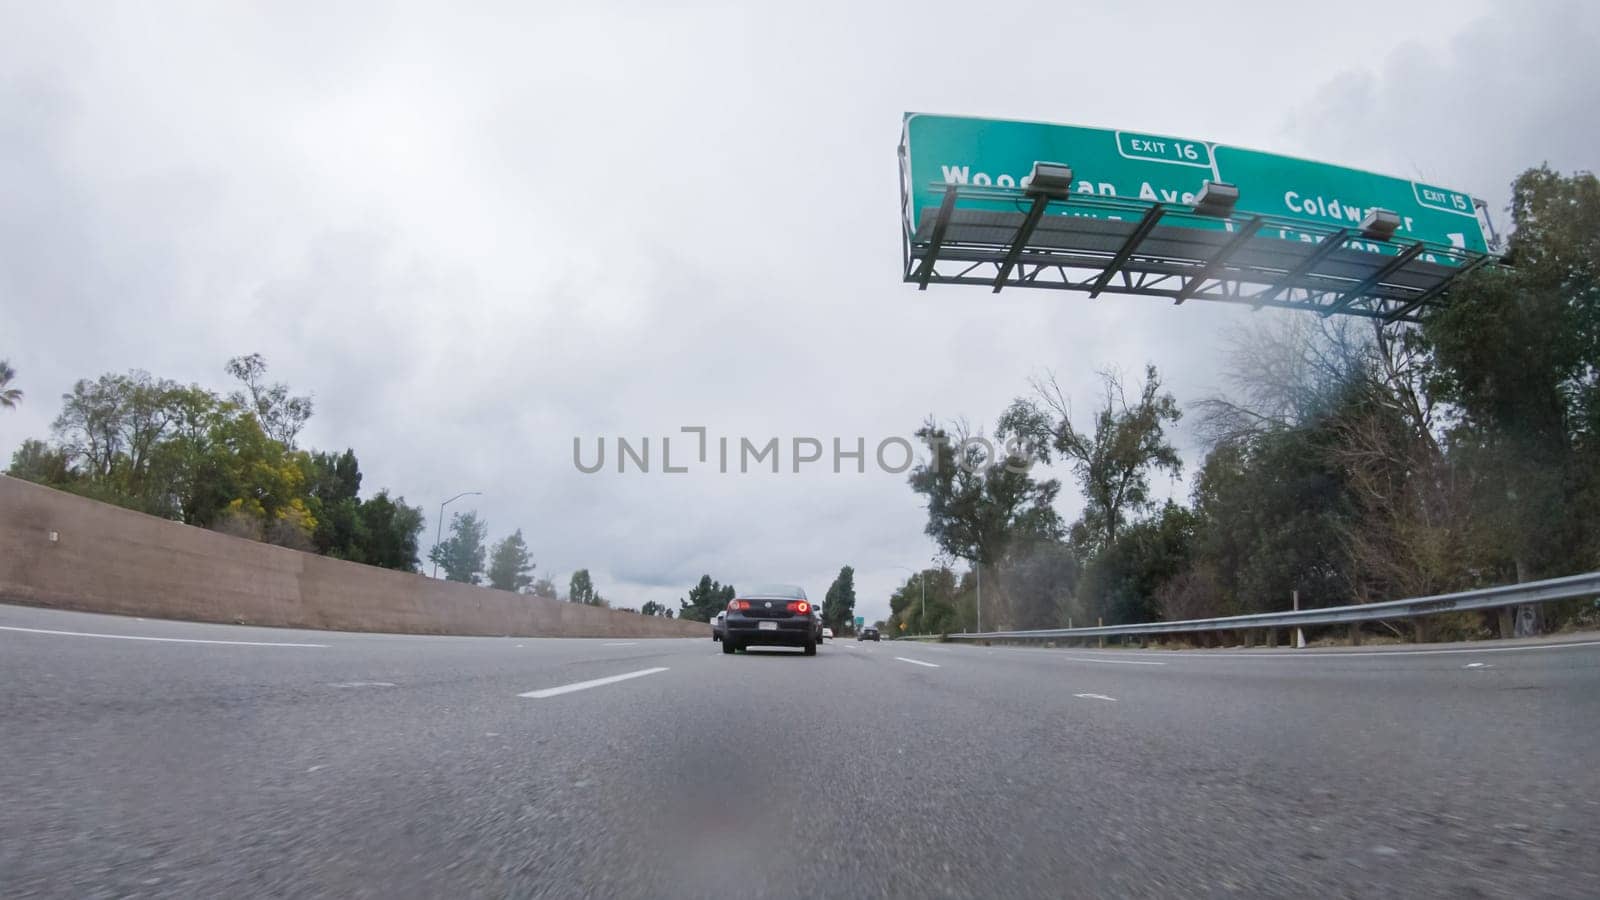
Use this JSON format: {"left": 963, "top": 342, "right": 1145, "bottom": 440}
{"left": 0, "top": 476, "right": 707, "bottom": 638}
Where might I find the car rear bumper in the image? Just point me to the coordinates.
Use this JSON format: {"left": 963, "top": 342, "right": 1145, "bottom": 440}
{"left": 725, "top": 614, "right": 814, "bottom": 646}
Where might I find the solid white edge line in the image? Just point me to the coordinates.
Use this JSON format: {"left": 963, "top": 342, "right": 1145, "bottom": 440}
{"left": 894, "top": 656, "right": 941, "bottom": 668}
{"left": 602, "top": 641, "right": 639, "bottom": 646}
{"left": 0, "top": 624, "right": 327, "bottom": 648}
{"left": 1058, "top": 656, "right": 1167, "bottom": 666}
{"left": 519, "top": 666, "right": 669, "bottom": 699}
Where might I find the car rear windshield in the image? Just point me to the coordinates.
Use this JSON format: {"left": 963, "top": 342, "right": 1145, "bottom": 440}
{"left": 740, "top": 584, "right": 805, "bottom": 599}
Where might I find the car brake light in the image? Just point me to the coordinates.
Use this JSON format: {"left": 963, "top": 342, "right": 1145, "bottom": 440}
{"left": 787, "top": 601, "right": 810, "bottom": 614}
{"left": 728, "top": 600, "right": 750, "bottom": 611}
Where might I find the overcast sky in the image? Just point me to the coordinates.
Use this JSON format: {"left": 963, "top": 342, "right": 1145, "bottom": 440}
{"left": 3, "top": 1, "right": 1596, "bottom": 624}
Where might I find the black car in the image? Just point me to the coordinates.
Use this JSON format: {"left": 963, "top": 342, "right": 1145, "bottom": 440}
{"left": 860, "top": 625, "right": 880, "bottom": 642}
{"left": 722, "top": 584, "right": 819, "bottom": 656}
{"left": 711, "top": 611, "right": 725, "bottom": 642}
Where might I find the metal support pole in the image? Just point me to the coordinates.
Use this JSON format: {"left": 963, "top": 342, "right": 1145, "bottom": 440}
{"left": 915, "top": 186, "right": 958, "bottom": 289}
{"left": 431, "top": 490, "right": 483, "bottom": 579}
{"left": 432, "top": 508, "right": 445, "bottom": 579}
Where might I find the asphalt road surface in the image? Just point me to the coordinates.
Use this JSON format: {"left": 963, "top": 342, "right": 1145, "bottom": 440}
{"left": 4, "top": 603, "right": 1599, "bottom": 899}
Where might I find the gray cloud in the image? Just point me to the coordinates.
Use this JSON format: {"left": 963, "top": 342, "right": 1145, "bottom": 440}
{"left": 1283, "top": 0, "right": 1600, "bottom": 226}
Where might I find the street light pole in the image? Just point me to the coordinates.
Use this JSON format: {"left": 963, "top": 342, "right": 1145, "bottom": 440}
{"left": 432, "top": 490, "right": 483, "bottom": 579}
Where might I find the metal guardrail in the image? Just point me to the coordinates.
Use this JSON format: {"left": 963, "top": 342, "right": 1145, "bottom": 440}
{"left": 946, "top": 571, "right": 1600, "bottom": 641}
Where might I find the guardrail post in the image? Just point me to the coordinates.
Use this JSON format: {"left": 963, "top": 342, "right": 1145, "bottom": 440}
{"left": 1412, "top": 617, "right": 1432, "bottom": 644}
{"left": 1241, "top": 629, "right": 1256, "bottom": 648}
{"left": 1097, "top": 618, "right": 1104, "bottom": 649}
{"left": 1496, "top": 606, "right": 1514, "bottom": 639}
{"left": 1138, "top": 635, "right": 1149, "bottom": 649}
{"left": 1266, "top": 628, "right": 1279, "bottom": 648}
{"left": 1348, "top": 623, "right": 1362, "bottom": 646}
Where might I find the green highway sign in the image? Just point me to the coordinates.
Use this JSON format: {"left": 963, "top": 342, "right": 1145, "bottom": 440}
{"left": 855, "top": 616, "right": 865, "bottom": 628}
{"left": 901, "top": 113, "right": 1488, "bottom": 255}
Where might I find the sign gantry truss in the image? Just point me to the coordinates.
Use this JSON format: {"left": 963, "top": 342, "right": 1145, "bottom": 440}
{"left": 902, "top": 185, "right": 1496, "bottom": 323}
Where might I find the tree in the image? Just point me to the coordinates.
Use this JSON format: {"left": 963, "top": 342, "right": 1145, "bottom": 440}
{"left": 53, "top": 373, "right": 147, "bottom": 483}
{"left": 679, "top": 575, "right": 736, "bottom": 621}
{"left": 1193, "top": 315, "right": 1376, "bottom": 444}
{"left": 909, "top": 419, "right": 1064, "bottom": 567}
{"left": 146, "top": 384, "right": 232, "bottom": 523}
{"left": 225, "top": 353, "right": 313, "bottom": 448}
{"left": 306, "top": 450, "right": 365, "bottom": 560}
{"left": 431, "top": 510, "right": 488, "bottom": 584}
{"left": 822, "top": 565, "right": 856, "bottom": 633}
{"left": 356, "top": 490, "right": 426, "bottom": 571}
{"left": 888, "top": 567, "right": 962, "bottom": 634}
{"left": 909, "top": 416, "right": 1065, "bottom": 633}
{"left": 1421, "top": 166, "right": 1600, "bottom": 585}
{"left": 8, "top": 439, "right": 72, "bottom": 484}
{"left": 308, "top": 449, "right": 362, "bottom": 506}
{"left": 529, "top": 576, "right": 558, "bottom": 600}
{"left": 0, "top": 360, "right": 20, "bottom": 409}
{"left": 1077, "top": 501, "right": 1198, "bottom": 625}
{"left": 487, "top": 529, "right": 535, "bottom": 592}
{"left": 1185, "top": 422, "right": 1354, "bottom": 617}
{"left": 1002, "top": 365, "right": 1182, "bottom": 553}
{"left": 311, "top": 497, "right": 366, "bottom": 560}
{"left": 640, "top": 599, "right": 677, "bottom": 618}
{"left": 10, "top": 357, "right": 424, "bottom": 571}
{"left": 994, "top": 536, "right": 1081, "bottom": 629}
{"left": 569, "top": 569, "right": 599, "bottom": 605}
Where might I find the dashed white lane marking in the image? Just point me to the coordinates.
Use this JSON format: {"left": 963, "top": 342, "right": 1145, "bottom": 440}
{"left": 1463, "top": 662, "right": 1491, "bottom": 669}
{"left": 894, "top": 657, "right": 941, "bottom": 668}
{"left": 0, "top": 625, "right": 327, "bottom": 648}
{"left": 518, "top": 667, "right": 670, "bottom": 699}
{"left": 602, "top": 642, "right": 639, "bottom": 647}
{"left": 1074, "top": 693, "right": 1118, "bottom": 702}
{"left": 1059, "top": 656, "right": 1167, "bottom": 666}
{"left": 329, "top": 681, "right": 396, "bottom": 688}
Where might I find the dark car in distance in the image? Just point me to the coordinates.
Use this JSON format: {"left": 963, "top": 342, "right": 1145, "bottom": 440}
{"left": 860, "top": 625, "right": 880, "bottom": 642}
{"left": 711, "top": 611, "right": 725, "bottom": 642}
{"left": 722, "top": 584, "right": 819, "bottom": 656}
